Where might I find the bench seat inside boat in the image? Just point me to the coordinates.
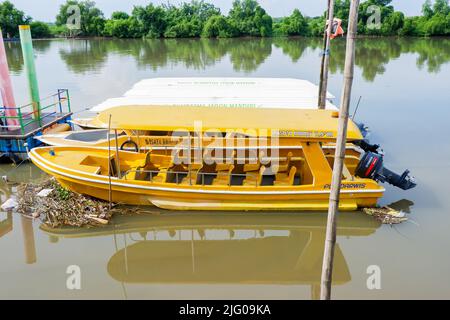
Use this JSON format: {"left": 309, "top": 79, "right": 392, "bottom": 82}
{"left": 180, "top": 163, "right": 203, "bottom": 185}
{"left": 243, "top": 166, "right": 266, "bottom": 187}
{"left": 274, "top": 166, "right": 297, "bottom": 186}
{"left": 79, "top": 155, "right": 116, "bottom": 176}
{"left": 212, "top": 164, "right": 234, "bottom": 186}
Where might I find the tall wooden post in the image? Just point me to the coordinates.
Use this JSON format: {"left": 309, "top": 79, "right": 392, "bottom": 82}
{"left": 107, "top": 114, "right": 113, "bottom": 211}
{"left": 318, "top": 0, "right": 335, "bottom": 109}
{"left": 320, "top": 0, "right": 360, "bottom": 300}
{"left": 19, "top": 25, "right": 41, "bottom": 124}
{"left": 0, "top": 29, "right": 19, "bottom": 128}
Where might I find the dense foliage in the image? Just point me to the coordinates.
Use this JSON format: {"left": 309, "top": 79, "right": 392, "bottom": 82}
{"left": 0, "top": 1, "right": 31, "bottom": 38}
{"left": 0, "top": 0, "right": 449, "bottom": 39}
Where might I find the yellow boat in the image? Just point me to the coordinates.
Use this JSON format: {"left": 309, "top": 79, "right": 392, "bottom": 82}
{"left": 29, "top": 107, "right": 394, "bottom": 211}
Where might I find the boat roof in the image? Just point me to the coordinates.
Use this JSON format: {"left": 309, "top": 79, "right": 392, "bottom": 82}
{"left": 91, "top": 106, "right": 363, "bottom": 141}
{"left": 90, "top": 78, "right": 338, "bottom": 112}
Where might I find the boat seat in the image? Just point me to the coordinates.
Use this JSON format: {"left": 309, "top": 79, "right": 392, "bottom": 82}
{"left": 243, "top": 166, "right": 266, "bottom": 187}
{"left": 212, "top": 165, "right": 235, "bottom": 186}
{"left": 80, "top": 154, "right": 117, "bottom": 176}
{"left": 125, "top": 151, "right": 177, "bottom": 182}
{"left": 180, "top": 163, "right": 203, "bottom": 185}
{"left": 78, "top": 164, "right": 101, "bottom": 175}
{"left": 152, "top": 167, "right": 170, "bottom": 183}
{"left": 151, "top": 158, "right": 176, "bottom": 183}
{"left": 271, "top": 152, "right": 293, "bottom": 174}
{"left": 243, "top": 163, "right": 260, "bottom": 172}
{"left": 274, "top": 166, "right": 297, "bottom": 186}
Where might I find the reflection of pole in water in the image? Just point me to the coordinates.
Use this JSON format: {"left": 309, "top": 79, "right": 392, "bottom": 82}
{"left": 0, "top": 212, "right": 13, "bottom": 238}
{"left": 21, "top": 216, "right": 36, "bottom": 264}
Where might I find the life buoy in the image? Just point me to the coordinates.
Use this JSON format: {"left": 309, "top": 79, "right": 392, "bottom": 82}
{"left": 120, "top": 140, "right": 139, "bottom": 153}
{"left": 326, "top": 18, "right": 344, "bottom": 39}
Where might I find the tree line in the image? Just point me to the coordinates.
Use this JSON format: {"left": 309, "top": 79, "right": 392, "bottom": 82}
{"left": 1, "top": 0, "right": 449, "bottom": 39}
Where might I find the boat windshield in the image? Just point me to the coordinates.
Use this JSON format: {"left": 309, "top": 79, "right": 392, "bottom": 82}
{"left": 65, "top": 130, "right": 125, "bottom": 142}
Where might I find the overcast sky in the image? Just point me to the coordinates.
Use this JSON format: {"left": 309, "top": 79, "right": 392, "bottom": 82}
{"left": 9, "top": 0, "right": 426, "bottom": 22}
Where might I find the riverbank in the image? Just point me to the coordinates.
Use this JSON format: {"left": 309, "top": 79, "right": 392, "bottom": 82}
{"left": 6, "top": 34, "right": 450, "bottom": 42}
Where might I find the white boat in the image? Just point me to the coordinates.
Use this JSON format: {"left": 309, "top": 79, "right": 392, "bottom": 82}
{"left": 89, "top": 77, "right": 338, "bottom": 113}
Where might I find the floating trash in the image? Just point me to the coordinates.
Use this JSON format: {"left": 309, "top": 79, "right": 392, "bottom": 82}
{"left": 1, "top": 197, "right": 18, "bottom": 210}
{"left": 16, "top": 177, "right": 120, "bottom": 228}
{"left": 363, "top": 206, "right": 408, "bottom": 224}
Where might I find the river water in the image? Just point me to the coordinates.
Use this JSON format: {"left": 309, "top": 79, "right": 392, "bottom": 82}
{"left": 0, "top": 37, "right": 449, "bottom": 299}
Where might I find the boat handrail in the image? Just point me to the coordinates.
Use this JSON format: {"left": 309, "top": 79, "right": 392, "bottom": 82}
{"left": 122, "top": 168, "right": 268, "bottom": 187}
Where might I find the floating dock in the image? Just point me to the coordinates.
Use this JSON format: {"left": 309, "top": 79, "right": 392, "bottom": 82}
{"left": 0, "top": 25, "right": 72, "bottom": 162}
{"left": 0, "top": 89, "right": 72, "bottom": 161}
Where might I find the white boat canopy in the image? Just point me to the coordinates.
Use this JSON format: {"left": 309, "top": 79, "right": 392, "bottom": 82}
{"left": 90, "top": 78, "right": 338, "bottom": 112}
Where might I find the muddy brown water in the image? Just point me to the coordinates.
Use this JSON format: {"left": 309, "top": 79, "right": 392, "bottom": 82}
{"left": 0, "top": 37, "right": 449, "bottom": 299}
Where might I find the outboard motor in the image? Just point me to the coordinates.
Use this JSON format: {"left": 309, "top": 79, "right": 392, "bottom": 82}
{"left": 355, "top": 152, "right": 416, "bottom": 190}
{"left": 354, "top": 139, "right": 380, "bottom": 154}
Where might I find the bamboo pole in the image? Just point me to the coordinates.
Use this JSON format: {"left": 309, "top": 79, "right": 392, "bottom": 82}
{"left": 318, "top": 0, "right": 335, "bottom": 109}
{"left": 320, "top": 0, "right": 360, "bottom": 300}
{"left": 107, "top": 114, "right": 112, "bottom": 210}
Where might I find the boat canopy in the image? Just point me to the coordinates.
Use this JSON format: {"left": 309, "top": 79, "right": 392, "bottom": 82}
{"left": 90, "top": 78, "right": 338, "bottom": 112}
{"left": 91, "top": 105, "right": 363, "bottom": 141}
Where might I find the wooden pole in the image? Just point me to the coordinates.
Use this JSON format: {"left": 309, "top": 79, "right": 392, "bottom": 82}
{"left": 320, "top": 0, "right": 360, "bottom": 300}
{"left": 107, "top": 114, "right": 112, "bottom": 210}
{"left": 114, "top": 129, "right": 122, "bottom": 179}
{"left": 318, "top": 0, "right": 335, "bottom": 109}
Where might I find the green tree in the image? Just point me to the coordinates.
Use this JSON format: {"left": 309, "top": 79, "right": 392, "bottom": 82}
{"left": 30, "top": 21, "right": 52, "bottom": 38}
{"left": 104, "top": 11, "right": 140, "bottom": 38}
{"left": 433, "top": 0, "right": 450, "bottom": 15}
{"left": 422, "top": 0, "right": 434, "bottom": 18}
{"left": 111, "top": 11, "right": 129, "bottom": 20}
{"left": 202, "top": 15, "right": 234, "bottom": 38}
{"left": 132, "top": 3, "right": 167, "bottom": 38}
{"left": 228, "top": 0, "right": 273, "bottom": 36}
{"left": 274, "top": 9, "right": 308, "bottom": 36}
{"left": 55, "top": 0, "right": 105, "bottom": 36}
{"left": 163, "top": 1, "right": 221, "bottom": 38}
{"left": 0, "top": 0, "right": 31, "bottom": 38}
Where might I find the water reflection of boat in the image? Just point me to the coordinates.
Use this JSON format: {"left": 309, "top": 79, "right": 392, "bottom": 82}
{"left": 41, "top": 211, "right": 381, "bottom": 299}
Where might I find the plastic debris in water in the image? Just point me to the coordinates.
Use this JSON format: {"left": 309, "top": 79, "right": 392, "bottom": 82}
{"left": 36, "top": 188, "right": 54, "bottom": 197}
{"left": 1, "top": 197, "right": 18, "bottom": 210}
{"left": 363, "top": 206, "right": 408, "bottom": 224}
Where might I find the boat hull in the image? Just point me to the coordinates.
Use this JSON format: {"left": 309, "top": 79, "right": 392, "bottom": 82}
{"left": 29, "top": 148, "right": 383, "bottom": 211}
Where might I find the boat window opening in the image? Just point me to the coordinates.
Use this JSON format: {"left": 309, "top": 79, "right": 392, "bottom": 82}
{"left": 65, "top": 130, "right": 127, "bottom": 142}
{"left": 142, "top": 130, "right": 170, "bottom": 136}
{"left": 65, "top": 130, "right": 109, "bottom": 142}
